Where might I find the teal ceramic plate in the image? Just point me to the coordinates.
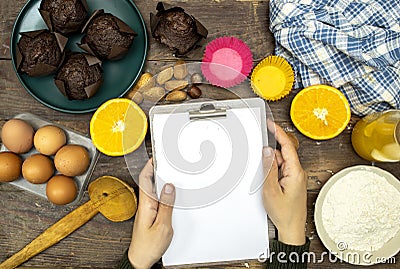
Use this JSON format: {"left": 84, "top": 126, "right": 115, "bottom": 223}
{"left": 11, "top": 0, "right": 148, "bottom": 113}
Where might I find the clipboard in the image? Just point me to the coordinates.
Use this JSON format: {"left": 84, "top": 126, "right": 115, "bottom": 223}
{"left": 149, "top": 98, "right": 269, "bottom": 266}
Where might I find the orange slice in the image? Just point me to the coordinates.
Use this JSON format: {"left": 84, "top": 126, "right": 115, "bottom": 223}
{"left": 290, "top": 85, "right": 351, "bottom": 140}
{"left": 90, "top": 98, "right": 148, "bottom": 156}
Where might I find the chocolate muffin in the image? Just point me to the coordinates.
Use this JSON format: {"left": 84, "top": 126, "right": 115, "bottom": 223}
{"left": 17, "top": 30, "right": 67, "bottom": 77}
{"left": 55, "top": 53, "right": 103, "bottom": 100}
{"left": 80, "top": 10, "right": 137, "bottom": 60}
{"left": 40, "top": 0, "right": 88, "bottom": 35}
{"left": 150, "top": 2, "right": 208, "bottom": 55}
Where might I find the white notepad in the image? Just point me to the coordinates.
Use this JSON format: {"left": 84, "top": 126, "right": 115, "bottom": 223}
{"left": 150, "top": 99, "right": 269, "bottom": 266}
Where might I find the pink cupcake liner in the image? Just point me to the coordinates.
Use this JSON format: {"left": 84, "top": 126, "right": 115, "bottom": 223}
{"left": 201, "top": 36, "right": 253, "bottom": 88}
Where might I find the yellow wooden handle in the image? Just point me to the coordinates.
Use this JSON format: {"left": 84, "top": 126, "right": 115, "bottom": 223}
{"left": 0, "top": 200, "right": 98, "bottom": 269}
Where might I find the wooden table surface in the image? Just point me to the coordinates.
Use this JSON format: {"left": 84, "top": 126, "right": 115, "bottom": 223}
{"left": 0, "top": 0, "right": 399, "bottom": 268}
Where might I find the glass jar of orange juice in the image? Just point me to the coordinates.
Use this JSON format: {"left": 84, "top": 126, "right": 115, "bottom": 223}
{"left": 352, "top": 110, "right": 400, "bottom": 162}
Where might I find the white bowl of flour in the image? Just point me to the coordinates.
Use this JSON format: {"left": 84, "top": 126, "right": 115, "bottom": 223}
{"left": 315, "top": 165, "right": 400, "bottom": 266}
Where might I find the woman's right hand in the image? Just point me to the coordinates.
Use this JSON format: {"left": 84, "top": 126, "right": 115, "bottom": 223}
{"left": 262, "top": 122, "right": 308, "bottom": 246}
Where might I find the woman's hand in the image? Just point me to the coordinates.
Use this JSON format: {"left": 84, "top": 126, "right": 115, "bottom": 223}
{"left": 128, "top": 159, "right": 176, "bottom": 269}
{"left": 262, "top": 122, "right": 307, "bottom": 246}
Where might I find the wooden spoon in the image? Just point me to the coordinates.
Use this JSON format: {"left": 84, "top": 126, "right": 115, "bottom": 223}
{"left": 0, "top": 176, "right": 137, "bottom": 269}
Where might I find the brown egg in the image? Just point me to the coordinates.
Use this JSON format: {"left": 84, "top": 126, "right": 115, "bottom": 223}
{"left": 1, "top": 119, "right": 34, "bottom": 153}
{"left": 34, "top": 125, "right": 67, "bottom": 155}
{"left": 46, "top": 175, "right": 77, "bottom": 205}
{"left": 22, "top": 154, "right": 54, "bottom": 184}
{"left": 0, "top": 152, "right": 22, "bottom": 182}
{"left": 54, "top": 145, "right": 90, "bottom": 177}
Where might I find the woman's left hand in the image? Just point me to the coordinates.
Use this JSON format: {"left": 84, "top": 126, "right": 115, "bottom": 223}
{"left": 128, "top": 159, "right": 176, "bottom": 269}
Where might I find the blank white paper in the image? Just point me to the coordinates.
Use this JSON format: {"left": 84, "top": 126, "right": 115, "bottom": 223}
{"left": 153, "top": 107, "right": 269, "bottom": 266}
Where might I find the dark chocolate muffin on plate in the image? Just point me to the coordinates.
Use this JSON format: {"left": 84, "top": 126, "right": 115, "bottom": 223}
{"left": 40, "top": 0, "right": 88, "bottom": 35}
{"left": 55, "top": 52, "right": 103, "bottom": 100}
{"left": 80, "top": 10, "right": 137, "bottom": 61}
{"left": 17, "top": 30, "right": 67, "bottom": 77}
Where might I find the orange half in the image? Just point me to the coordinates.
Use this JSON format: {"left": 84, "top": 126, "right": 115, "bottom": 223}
{"left": 290, "top": 85, "right": 351, "bottom": 140}
{"left": 90, "top": 98, "right": 148, "bottom": 156}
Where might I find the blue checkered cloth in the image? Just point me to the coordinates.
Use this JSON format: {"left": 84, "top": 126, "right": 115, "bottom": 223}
{"left": 270, "top": 0, "right": 400, "bottom": 116}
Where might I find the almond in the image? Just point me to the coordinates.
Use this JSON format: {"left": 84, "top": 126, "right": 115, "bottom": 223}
{"left": 156, "top": 67, "right": 173, "bottom": 85}
{"left": 132, "top": 92, "right": 144, "bottom": 104}
{"left": 125, "top": 72, "right": 154, "bottom": 97}
{"left": 166, "top": 91, "right": 187, "bottom": 102}
{"left": 142, "top": 87, "right": 165, "bottom": 102}
{"left": 174, "top": 60, "right": 188, "bottom": 79}
{"left": 165, "top": 80, "right": 188, "bottom": 91}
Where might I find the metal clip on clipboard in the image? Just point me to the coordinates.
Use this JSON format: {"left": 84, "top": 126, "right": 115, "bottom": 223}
{"left": 189, "top": 103, "right": 227, "bottom": 120}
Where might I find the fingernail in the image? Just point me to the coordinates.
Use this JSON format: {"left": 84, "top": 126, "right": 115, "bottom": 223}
{"left": 164, "top": 184, "right": 175, "bottom": 194}
{"left": 263, "top": 147, "right": 272, "bottom": 157}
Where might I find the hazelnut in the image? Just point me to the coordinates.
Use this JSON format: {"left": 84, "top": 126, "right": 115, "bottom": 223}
{"left": 188, "top": 86, "right": 202, "bottom": 99}
{"left": 191, "top": 73, "right": 203, "bottom": 84}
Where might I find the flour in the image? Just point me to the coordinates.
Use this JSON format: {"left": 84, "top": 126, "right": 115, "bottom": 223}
{"left": 322, "top": 170, "right": 400, "bottom": 252}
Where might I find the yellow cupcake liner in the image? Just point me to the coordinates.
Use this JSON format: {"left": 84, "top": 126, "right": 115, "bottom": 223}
{"left": 251, "top": 56, "right": 294, "bottom": 101}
